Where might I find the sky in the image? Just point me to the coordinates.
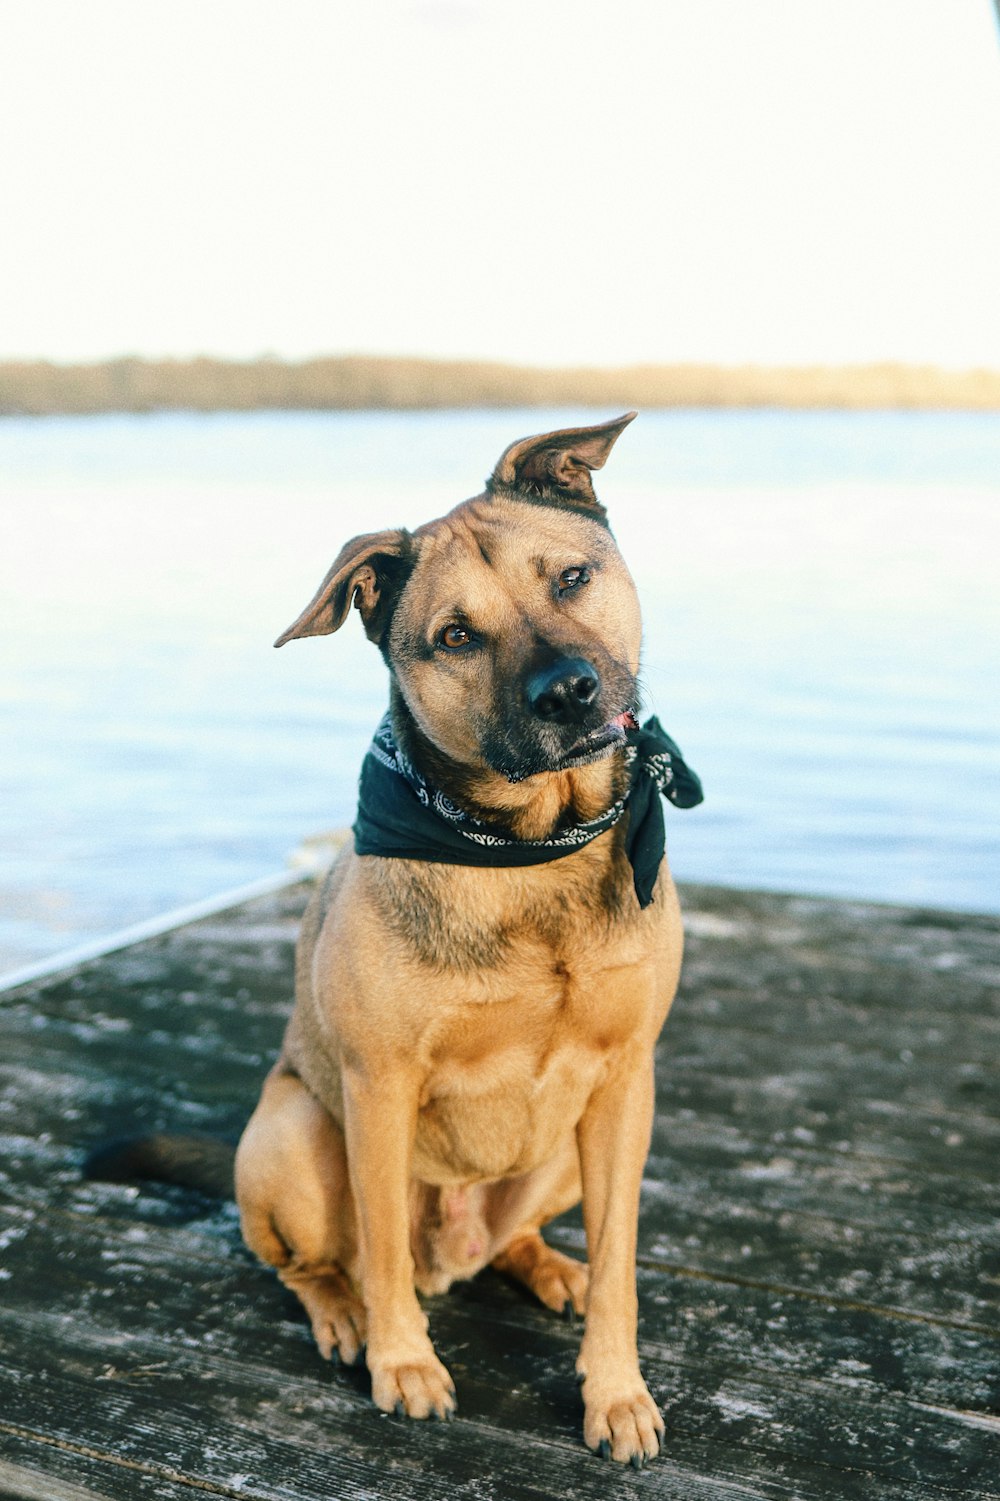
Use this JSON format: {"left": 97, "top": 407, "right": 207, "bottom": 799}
{"left": 1, "top": 0, "right": 999, "bottom": 369}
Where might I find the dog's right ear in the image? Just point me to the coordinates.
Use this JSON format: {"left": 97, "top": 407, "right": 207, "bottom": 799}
{"left": 274, "top": 529, "right": 411, "bottom": 647}
{"left": 489, "top": 412, "right": 637, "bottom": 510}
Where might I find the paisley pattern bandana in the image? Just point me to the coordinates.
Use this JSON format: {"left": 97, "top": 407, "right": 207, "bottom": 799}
{"left": 353, "top": 712, "right": 703, "bottom": 909}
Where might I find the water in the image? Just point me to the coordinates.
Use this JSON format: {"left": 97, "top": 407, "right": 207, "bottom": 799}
{"left": 2, "top": 408, "right": 998, "bottom": 976}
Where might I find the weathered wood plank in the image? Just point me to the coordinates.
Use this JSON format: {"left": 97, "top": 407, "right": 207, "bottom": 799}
{"left": 2, "top": 1195, "right": 999, "bottom": 1496}
{"left": 6, "top": 1326, "right": 945, "bottom": 1501}
{"left": 4, "top": 1192, "right": 998, "bottom": 1413}
{"left": 2, "top": 1279, "right": 996, "bottom": 1501}
{"left": 3, "top": 1089, "right": 998, "bottom": 1333}
{"left": 0, "top": 1444, "right": 200, "bottom": 1501}
{"left": 3, "top": 879, "right": 999, "bottom": 1499}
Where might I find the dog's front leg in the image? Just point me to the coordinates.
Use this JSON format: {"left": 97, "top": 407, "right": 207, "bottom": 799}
{"left": 342, "top": 1067, "right": 456, "bottom": 1420}
{"left": 576, "top": 1050, "right": 664, "bottom": 1466}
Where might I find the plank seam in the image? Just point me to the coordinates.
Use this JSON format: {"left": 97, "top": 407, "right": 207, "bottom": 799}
{"left": 629, "top": 1253, "right": 1000, "bottom": 1338}
{"left": 0, "top": 1420, "right": 267, "bottom": 1500}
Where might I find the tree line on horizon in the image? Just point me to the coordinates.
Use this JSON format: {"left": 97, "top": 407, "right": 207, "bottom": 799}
{"left": 2, "top": 354, "right": 1000, "bottom": 414}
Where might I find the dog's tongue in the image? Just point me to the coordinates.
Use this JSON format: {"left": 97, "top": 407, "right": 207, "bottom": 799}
{"left": 610, "top": 710, "right": 640, "bottom": 732}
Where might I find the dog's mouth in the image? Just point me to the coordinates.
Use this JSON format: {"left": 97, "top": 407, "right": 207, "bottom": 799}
{"left": 555, "top": 708, "right": 640, "bottom": 770}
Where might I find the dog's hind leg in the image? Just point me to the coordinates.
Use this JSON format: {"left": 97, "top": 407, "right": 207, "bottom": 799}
{"left": 487, "top": 1135, "right": 589, "bottom": 1316}
{"left": 235, "top": 1067, "right": 367, "bottom": 1365}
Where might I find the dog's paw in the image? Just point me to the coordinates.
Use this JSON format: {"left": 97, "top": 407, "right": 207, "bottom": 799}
{"left": 279, "top": 1262, "right": 368, "bottom": 1366}
{"left": 311, "top": 1285, "right": 367, "bottom": 1367}
{"left": 370, "top": 1351, "right": 457, "bottom": 1421}
{"left": 530, "top": 1245, "right": 589, "bottom": 1318}
{"left": 493, "top": 1234, "right": 589, "bottom": 1317}
{"left": 580, "top": 1375, "right": 664, "bottom": 1467}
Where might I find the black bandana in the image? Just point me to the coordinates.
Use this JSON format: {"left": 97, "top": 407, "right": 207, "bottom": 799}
{"left": 352, "top": 713, "right": 703, "bottom": 909}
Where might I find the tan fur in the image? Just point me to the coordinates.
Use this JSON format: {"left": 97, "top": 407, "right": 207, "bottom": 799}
{"left": 234, "top": 415, "right": 681, "bottom": 1464}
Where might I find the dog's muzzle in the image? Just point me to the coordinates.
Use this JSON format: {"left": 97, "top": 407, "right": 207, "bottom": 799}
{"left": 477, "top": 653, "right": 637, "bottom": 781}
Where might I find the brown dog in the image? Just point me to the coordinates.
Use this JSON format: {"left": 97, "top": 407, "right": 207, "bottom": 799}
{"left": 234, "top": 413, "right": 698, "bottom": 1466}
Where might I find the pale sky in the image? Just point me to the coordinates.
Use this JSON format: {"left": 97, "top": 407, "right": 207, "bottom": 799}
{"left": 1, "top": 0, "right": 999, "bottom": 368}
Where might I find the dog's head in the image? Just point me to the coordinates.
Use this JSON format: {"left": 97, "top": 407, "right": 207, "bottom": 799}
{"left": 276, "top": 414, "right": 642, "bottom": 785}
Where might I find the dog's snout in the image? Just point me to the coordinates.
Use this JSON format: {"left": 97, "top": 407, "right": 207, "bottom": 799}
{"left": 525, "top": 657, "right": 601, "bottom": 723}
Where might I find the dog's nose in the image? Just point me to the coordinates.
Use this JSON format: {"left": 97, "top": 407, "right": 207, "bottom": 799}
{"left": 525, "top": 657, "right": 601, "bottom": 723}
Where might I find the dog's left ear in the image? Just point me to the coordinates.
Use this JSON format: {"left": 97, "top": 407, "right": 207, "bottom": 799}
{"left": 490, "top": 411, "right": 637, "bottom": 508}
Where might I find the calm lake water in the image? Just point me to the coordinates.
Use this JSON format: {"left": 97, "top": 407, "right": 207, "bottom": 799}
{"left": 1, "top": 408, "right": 998, "bottom": 975}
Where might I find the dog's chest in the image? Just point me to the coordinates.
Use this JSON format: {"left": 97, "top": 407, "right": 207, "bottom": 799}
{"left": 371, "top": 842, "right": 635, "bottom": 975}
{"left": 411, "top": 946, "right": 654, "bottom": 1183}
{"left": 364, "top": 846, "right": 662, "bottom": 1182}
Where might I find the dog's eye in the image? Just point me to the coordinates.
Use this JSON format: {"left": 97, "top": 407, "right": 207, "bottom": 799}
{"left": 557, "top": 566, "right": 591, "bottom": 593}
{"left": 439, "top": 623, "right": 473, "bottom": 650}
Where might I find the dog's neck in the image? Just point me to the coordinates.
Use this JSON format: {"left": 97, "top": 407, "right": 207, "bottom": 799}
{"left": 388, "top": 687, "right": 627, "bottom": 844}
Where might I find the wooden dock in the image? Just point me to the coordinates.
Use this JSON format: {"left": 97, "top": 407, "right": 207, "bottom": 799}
{"left": 1, "top": 878, "right": 998, "bottom": 1499}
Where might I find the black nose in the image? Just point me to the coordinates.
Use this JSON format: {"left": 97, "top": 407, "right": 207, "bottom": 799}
{"left": 525, "top": 657, "right": 601, "bottom": 723}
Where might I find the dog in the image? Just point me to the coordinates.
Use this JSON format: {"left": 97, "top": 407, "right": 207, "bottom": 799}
{"left": 233, "top": 413, "right": 702, "bottom": 1466}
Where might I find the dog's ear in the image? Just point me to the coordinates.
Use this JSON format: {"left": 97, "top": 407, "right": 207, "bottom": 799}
{"left": 274, "top": 529, "right": 411, "bottom": 647}
{"left": 490, "top": 412, "right": 637, "bottom": 509}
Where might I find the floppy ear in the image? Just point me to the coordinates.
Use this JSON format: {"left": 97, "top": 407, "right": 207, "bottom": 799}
{"left": 274, "top": 529, "right": 411, "bottom": 647}
{"left": 490, "top": 411, "right": 637, "bottom": 509}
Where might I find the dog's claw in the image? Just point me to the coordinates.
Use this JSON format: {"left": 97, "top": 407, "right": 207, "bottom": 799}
{"left": 598, "top": 1439, "right": 612, "bottom": 1461}
{"left": 394, "top": 1399, "right": 406, "bottom": 1418}
{"left": 630, "top": 1453, "right": 645, "bottom": 1471}
{"left": 562, "top": 1299, "right": 575, "bottom": 1323}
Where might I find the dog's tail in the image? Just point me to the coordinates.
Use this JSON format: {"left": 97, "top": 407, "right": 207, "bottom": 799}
{"left": 85, "top": 1133, "right": 236, "bottom": 1199}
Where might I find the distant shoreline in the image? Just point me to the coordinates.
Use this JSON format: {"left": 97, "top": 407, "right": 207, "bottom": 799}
{"left": 3, "top": 355, "right": 1000, "bottom": 415}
